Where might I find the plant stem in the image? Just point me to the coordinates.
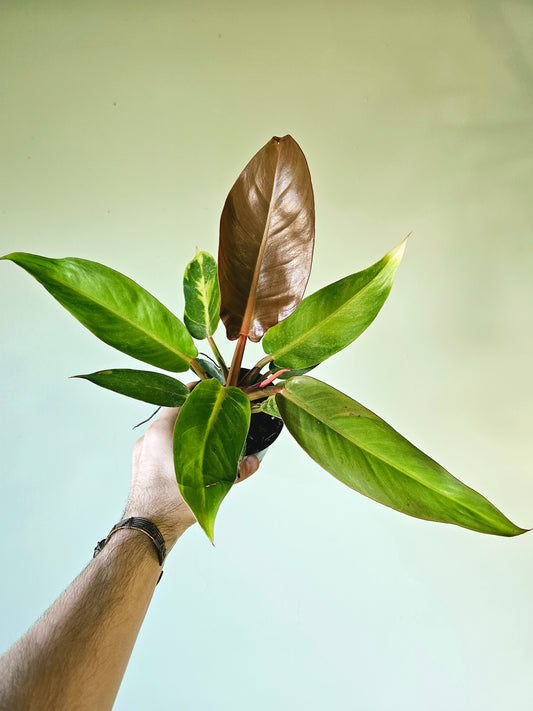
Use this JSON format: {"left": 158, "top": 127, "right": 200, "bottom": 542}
{"left": 258, "top": 369, "right": 290, "bottom": 387}
{"left": 246, "top": 385, "right": 283, "bottom": 402}
{"left": 189, "top": 358, "right": 209, "bottom": 380}
{"left": 239, "top": 354, "right": 274, "bottom": 387}
{"left": 207, "top": 336, "right": 229, "bottom": 380}
{"left": 226, "top": 334, "right": 247, "bottom": 387}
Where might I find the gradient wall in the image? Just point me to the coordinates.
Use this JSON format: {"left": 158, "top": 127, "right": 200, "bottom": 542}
{"left": 1, "top": 2, "right": 532, "bottom": 709}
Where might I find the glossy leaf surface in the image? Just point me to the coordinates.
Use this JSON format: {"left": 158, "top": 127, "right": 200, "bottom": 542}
{"left": 190, "top": 357, "right": 225, "bottom": 383}
{"left": 277, "top": 377, "right": 526, "bottom": 536}
{"left": 173, "top": 378, "right": 250, "bottom": 541}
{"left": 183, "top": 250, "right": 220, "bottom": 339}
{"left": 3, "top": 253, "right": 197, "bottom": 371}
{"left": 73, "top": 369, "right": 190, "bottom": 406}
{"left": 256, "top": 395, "right": 281, "bottom": 419}
{"left": 218, "top": 135, "right": 315, "bottom": 342}
{"left": 263, "top": 239, "right": 406, "bottom": 369}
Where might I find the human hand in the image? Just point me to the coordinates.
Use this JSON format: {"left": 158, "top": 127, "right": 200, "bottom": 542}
{"left": 125, "top": 406, "right": 259, "bottom": 551}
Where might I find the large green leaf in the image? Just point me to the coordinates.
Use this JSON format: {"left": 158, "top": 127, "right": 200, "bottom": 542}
{"left": 183, "top": 250, "right": 220, "bottom": 339}
{"left": 277, "top": 376, "right": 526, "bottom": 536}
{"left": 73, "top": 369, "right": 190, "bottom": 406}
{"left": 173, "top": 378, "right": 251, "bottom": 541}
{"left": 218, "top": 135, "right": 315, "bottom": 342}
{"left": 2, "top": 253, "right": 197, "bottom": 371}
{"left": 263, "top": 240, "right": 406, "bottom": 369}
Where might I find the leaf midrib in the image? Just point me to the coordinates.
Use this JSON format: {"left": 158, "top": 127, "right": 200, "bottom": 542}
{"left": 240, "top": 146, "right": 282, "bottom": 337}
{"left": 194, "top": 257, "right": 212, "bottom": 334}
{"left": 196, "top": 385, "right": 231, "bottom": 496}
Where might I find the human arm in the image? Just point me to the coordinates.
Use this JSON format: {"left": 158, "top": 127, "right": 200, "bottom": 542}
{"left": 0, "top": 407, "right": 259, "bottom": 711}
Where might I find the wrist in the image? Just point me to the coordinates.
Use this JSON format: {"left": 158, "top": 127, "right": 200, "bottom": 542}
{"left": 123, "top": 504, "right": 195, "bottom": 552}
{"left": 100, "top": 525, "right": 159, "bottom": 562}
{"left": 92, "top": 526, "right": 163, "bottom": 585}
{"left": 95, "top": 517, "right": 167, "bottom": 565}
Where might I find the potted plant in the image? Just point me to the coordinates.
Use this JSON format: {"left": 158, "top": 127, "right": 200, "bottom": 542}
{"left": 2, "top": 135, "right": 527, "bottom": 542}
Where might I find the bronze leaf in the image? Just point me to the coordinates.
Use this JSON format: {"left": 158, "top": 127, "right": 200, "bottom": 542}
{"left": 218, "top": 135, "right": 315, "bottom": 342}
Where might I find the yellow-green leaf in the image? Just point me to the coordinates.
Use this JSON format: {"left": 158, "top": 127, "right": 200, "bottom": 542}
{"left": 2, "top": 252, "right": 197, "bottom": 371}
{"left": 173, "top": 379, "right": 251, "bottom": 542}
{"left": 263, "top": 239, "right": 406, "bottom": 369}
{"left": 277, "top": 376, "right": 526, "bottom": 536}
{"left": 183, "top": 250, "right": 220, "bottom": 340}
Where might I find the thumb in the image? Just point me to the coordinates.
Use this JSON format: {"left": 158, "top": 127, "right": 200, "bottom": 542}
{"left": 238, "top": 455, "right": 260, "bottom": 482}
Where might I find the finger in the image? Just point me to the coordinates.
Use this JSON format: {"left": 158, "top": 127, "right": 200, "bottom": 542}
{"left": 157, "top": 406, "right": 181, "bottom": 425}
{"left": 237, "top": 455, "right": 260, "bottom": 482}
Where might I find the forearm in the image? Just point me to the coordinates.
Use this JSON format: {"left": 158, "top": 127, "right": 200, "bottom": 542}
{"left": 0, "top": 528, "right": 166, "bottom": 711}
{"left": 0, "top": 405, "right": 255, "bottom": 710}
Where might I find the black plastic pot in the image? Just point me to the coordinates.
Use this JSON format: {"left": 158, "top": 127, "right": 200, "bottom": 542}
{"left": 245, "top": 410, "right": 284, "bottom": 461}
{"left": 239, "top": 368, "right": 284, "bottom": 462}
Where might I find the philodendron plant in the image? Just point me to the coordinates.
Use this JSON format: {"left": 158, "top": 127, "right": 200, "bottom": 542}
{"left": 3, "top": 135, "right": 527, "bottom": 542}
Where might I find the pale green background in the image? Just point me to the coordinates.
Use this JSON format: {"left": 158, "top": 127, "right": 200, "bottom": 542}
{"left": 1, "top": 1, "right": 533, "bottom": 709}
